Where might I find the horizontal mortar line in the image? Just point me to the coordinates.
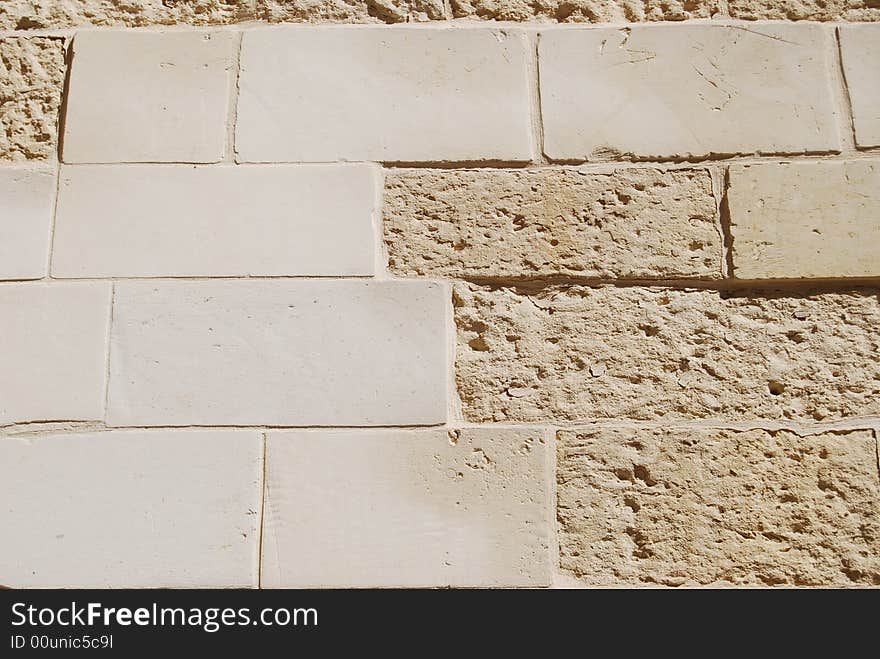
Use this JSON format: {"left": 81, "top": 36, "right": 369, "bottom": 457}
{"left": 0, "top": 18, "right": 869, "bottom": 40}
{"left": 463, "top": 418, "right": 880, "bottom": 434}
{"left": 36, "top": 150, "right": 880, "bottom": 172}
{"left": 450, "top": 275, "right": 880, "bottom": 292}
{"left": 3, "top": 418, "right": 879, "bottom": 439}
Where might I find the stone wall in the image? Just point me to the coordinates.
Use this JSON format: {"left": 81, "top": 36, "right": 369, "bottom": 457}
{"left": 0, "top": 7, "right": 878, "bottom": 588}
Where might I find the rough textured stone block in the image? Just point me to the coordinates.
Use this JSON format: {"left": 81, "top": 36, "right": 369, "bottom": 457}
{"left": 728, "top": 161, "right": 880, "bottom": 280}
{"left": 558, "top": 427, "right": 880, "bottom": 586}
{"left": 236, "top": 27, "right": 532, "bottom": 163}
{"left": 0, "top": 0, "right": 254, "bottom": 29}
{"left": 450, "top": 0, "right": 716, "bottom": 21}
{"left": 0, "top": 37, "right": 65, "bottom": 162}
{"left": 728, "top": 0, "right": 880, "bottom": 21}
{"left": 539, "top": 25, "right": 839, "bottom": 161}
{"left": 262, "top": 428, "right": 553, "bottom": 588}
{"left": 62, "top": 31, "right": 236, "bottom": 164}
{"left": 455, "top": 283, "right": 880, "bottom": 423}
{"left": 0, "top": 168, "right": 55, "bottom": 280}
{"left": 53, "top": 164, "right": 377, "bottom": 277}
{"left": 0, "top": 282, "right": 111, "bottom": 425}
{"left": 108, "top": 280, "right": 447, "bottom": 426}
{"left": 258, "top": 0, "right": 446, "bottom": 22}
{"left": 384, "top": 167, "right": 720, "bottom": 279}
{"left": 839, "top": 25, "right": 880, "bottom": 149}
{"left": 0, "top": 430, "right": 262, "bottom": 588}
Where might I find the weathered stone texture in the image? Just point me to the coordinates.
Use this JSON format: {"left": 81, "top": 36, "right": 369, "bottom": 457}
{"left": 455, "top": 283, "right": 880, "bottom": 422}
{"left": 450, "top": 0, "right": 716, "bottom": 21}
{"left": 557, "top": 427, "right": 880, "bottom": 586}
{"left": 258, "top": 0, "right": 446, "bottom": 22}
{"left": 728, "top": 161, "right": 880, "bottom": 280}
{"left": 0, "top": 1, "right": 254, "bottom": 30}
{"left": 839, "top": 25, "right": 880, "bottom": 149}
{"left": 728, "top": 0, "right": 880, "bottom": 21}
{"left": 384, "top": 168, "right": 720, "bottom": 280}
{"left": 0, "top": 38, "right": 65, "bottom": 162}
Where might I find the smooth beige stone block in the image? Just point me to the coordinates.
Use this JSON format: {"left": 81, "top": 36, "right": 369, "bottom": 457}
{"left": 0, "top": 430, "right": 263, "bottom": 588}
{"left": 108, "top": 280, "right": 448, "bottom": 426}
{"left": 0, "top": 168, "right": 55, "bottom": 279}
{"left": 839, "top": 25, "right": 880, "bottom": 149}
{"left": 539, "top": 25, "right": 840, "bottom": 161}
{"left": 558, "top": 427, "right": 880, "bottom": 586}
{"left": 262, "top": 428, "right": 553, "bottom": 588}
{"left": 728, "top": 161, "right": 880, "bottom": 279}
{"left": 235, "top": 27, "right": 532, "bottom": 163}
{"left": 0, "top": 282, "right": 111, "bottom": 425}
{"left": 53, "top": 164, "right": 377, "bottom": 277}
{"left": 62, "top": 31, "right": 236, "bottom": 163}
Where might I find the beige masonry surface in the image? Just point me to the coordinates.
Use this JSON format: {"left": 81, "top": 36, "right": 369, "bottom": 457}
{"left": 384, "top": 167, "right": 721, "bottom": 279}
{"left": 1, "top": 16, "right": 879, "bottom": 589}
{"left": 0, "top": 430, "right": 263, "bottom": 588}
{"left": 557, "top": 427, "right": 880, "bottom": 586}
{"left": 728, "top": 161, "right": 880, "bottom": 279}
{"left": 262, "top": 428, "right": 553, "bottom": 588}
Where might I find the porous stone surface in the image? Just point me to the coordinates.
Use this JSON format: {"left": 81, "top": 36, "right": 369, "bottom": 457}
{"left": 0, "top": 37, "right": 65, "bottom": 162}
{"left": 728, "top": 161, "right": 880, "bottom": 279}
{"left": 384, "top": 167, "right": 720, "bottom": 279}
{"left": 454, "top": 283, "right": 880, "bottom": 422}
{"left": 839, "top": 25, "right": 880, "bottom": 149}
{"left": 258, "top": 0, "right": 447, "bottom": 22}
{"left": 728, "top": 0, "right": 880, "bottom": 21}
{"left": 450, "top": 0, "right": 716, "bottom": 21}
{"left": 0, "top": 1, "right": 254, "bottom": 29}
{"left": 0, "top": 430, "right": 263, "bottom": 588}
{"left": 557, "top": 427, "right": 880, "bottom": 586}
{"left": 263, "top": 427, "right": 553, "bottom": 587}
{"left": 539, "top": 24, "right": 840, "bottom": 161}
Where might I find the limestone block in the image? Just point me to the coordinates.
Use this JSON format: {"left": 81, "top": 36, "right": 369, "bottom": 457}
{"left": 450, "top": 0, "right": 716, "bottom": 21}
{"left": 53, "top": 164, "right": 378, "bottom": 277}
{"left": 728, "top": 161, "right": 880, "bottom": 279}
{"left": 258, "top": 0, "right": 447, "bottom": 23}
{"left": 839, "top": 25, "right": 880, "bottom": 149}
{"left": 108, "top": 280, "right": 448, "bottom": 426}
{"left": 557, "top": 426, "right": 880, "bottom": 586}
{"left": 384, "top": 167, "right": 720, "bottom": 279}
{"left": 728, "top": 0, "right": 880, "bottom": 21}
{"left": 454, "top": 283, "right": 880, "bottom": 422}
{"left": 0, "top": 430, "right": 262, "bottom": 588}
{"left": 0, "top": 37, "right": 65, "bottom": 161}
{"left": 0, "top": 167, "right": 55, "bottom": 280}
{"left": 0, "top": 0, "right": 254, "bottom": 29}
{"left": 0, "top": 282, "right": 111, "bottom": 425}
{"left": 262, "top": 428, "right": 553, "bottom": 587}
{"left": 539, "top": 25, "right": 840, "bottom": 160}
{"left": 235, "top": 27, "right": 532, "bottom": 163}
{"left": 62, "top": 31, "right": 236, "bottom": 163}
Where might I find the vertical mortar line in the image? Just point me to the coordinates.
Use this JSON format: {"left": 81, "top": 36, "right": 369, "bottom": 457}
{"left": 442, "top": 0, "right": 453, "bottom": 20}
{"left": 446, "top": 279, "right": 463, "bottom": 425}
{"left": 715, "top": 0, "right": 730, "bottom": 17}
{"left": 717, "top": 164, "right": 736, "bottom": 279}
{"left": 102, "top": 282, "right": 116, "bottom": 422}
{"left": 47, "top": 35, "right": 74, "bottom": 280}
{"left": 373, "top": 166, "right": 389, "bottom": 280}
{"left": 829, "top": 25, "right": 857, "bottom": 155}
{"left": 546, "top": 426, "right": 559, "bottom": 588}
{"left": 874, "top": 427, "right": 880, "bottom": 484}
{"left": 707, "top": 164, "right": 730, "bottom": 279}
{"left": 257, "top": 431, "right": 268, "bottom": 590}
{"left": 226, "top": 30, "right": 244, "bottom": 163}
{"left": 526, "top": 30, "right": 547, "bottom": 166}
